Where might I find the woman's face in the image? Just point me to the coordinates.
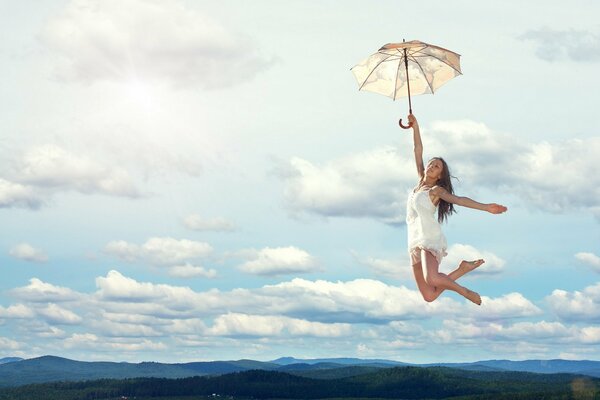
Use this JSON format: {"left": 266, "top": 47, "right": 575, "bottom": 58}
{"left": 425, "top": 159, "right": 443, "bottom": 181}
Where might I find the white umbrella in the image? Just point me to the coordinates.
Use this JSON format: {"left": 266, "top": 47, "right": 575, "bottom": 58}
{"left": 351, "top": 40, "right": 462, "bottom": 128}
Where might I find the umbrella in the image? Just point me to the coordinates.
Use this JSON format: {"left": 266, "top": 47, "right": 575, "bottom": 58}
{"left": 351, "top": 40, "right": 462, "bottom": 129}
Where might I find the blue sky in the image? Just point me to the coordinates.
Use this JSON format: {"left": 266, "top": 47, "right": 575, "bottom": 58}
{"left": 1, "top": 0, "right": 600, "bottom": 363}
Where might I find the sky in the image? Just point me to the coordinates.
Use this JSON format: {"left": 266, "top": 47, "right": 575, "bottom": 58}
{"left": 1, "top": 0, "right": 600, "bottom": 363}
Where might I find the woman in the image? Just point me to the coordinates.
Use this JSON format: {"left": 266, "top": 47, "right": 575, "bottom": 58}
{"left": 406, "top": 114, "right": 507, "bottom": 305}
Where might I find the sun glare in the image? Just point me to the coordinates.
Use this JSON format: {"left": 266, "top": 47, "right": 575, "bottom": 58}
{"left": 122, "top": 79, "right": 160, "bottom": 112}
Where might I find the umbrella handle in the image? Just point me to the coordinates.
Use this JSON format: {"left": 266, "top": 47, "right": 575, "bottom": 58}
{"left": 399, "top": 118, "right": 413, "bottom": 129}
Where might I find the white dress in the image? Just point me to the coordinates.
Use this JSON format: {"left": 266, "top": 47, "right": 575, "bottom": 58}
{"left": 406, "top": 189, "right": 448, "bottom": 263}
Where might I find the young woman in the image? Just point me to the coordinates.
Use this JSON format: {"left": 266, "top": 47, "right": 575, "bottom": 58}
{"left": 406, "top": 114, "right": 507, "bottom": 305}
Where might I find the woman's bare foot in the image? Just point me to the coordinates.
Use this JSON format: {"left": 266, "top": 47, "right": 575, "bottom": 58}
{"left": 459, "top": 259, "right": 485, "bottom": 274}
{"left": 463, "top": 288, "right": 482, "bottom": 305}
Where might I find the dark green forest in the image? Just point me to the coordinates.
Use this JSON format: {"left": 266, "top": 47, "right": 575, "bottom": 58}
{"left": 0, "top": 366, "right": 598, "bottom": 400}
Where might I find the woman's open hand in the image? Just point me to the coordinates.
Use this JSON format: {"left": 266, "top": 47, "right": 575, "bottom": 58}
{"left": 487, "top": 203, "right": 508, "bottom": 214}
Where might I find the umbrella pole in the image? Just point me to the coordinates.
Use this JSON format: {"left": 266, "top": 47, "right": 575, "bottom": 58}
{"left": 399, "top": 48, "right": 413, "bottom": 129}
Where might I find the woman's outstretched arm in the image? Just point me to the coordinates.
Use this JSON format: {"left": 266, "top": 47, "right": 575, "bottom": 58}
{"left": 431, "top": 186, "right": 507, "bottom": 214}
{"left": 409, "top": 114, "right": 425, "bottom": 180}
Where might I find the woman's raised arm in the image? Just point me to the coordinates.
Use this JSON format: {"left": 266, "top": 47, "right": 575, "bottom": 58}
{"left": 409, "top": 114, "right": 424, "bottom": 179}
{"left": 431, "top": 186, "right": 508, "bottom": 214}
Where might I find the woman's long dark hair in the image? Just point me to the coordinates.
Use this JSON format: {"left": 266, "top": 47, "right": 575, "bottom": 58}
{"left": 429, "top": 157, "right": 456, "bottom": 223}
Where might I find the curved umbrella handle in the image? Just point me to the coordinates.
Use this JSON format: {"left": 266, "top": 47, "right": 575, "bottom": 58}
{"left": 399, "top": 118, "right": 413, "bottom": 129}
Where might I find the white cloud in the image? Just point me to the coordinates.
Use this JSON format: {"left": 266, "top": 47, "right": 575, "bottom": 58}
{"left": 2, "top": 269, "right": 591, "bottom": 359}
{"left": 575, "top": 252, "right": 600, "bottom": 273}
{"left": 10, "top": 278, "right": 81, "bottom": 303}
{"left": 40, "top": 0, "right": 273, "bottom": 88}
{"left": 142, "top": 237, "right": 212, "bottom": 265}
{"left": 104, "top": 240, "right": 140, "bottom": 263}
{"left": 206, "top": 313, "right": 351, "bottom": 338}
{"left": 105, "top": 237, "right": 213, "bottom": 266}
{"left": 0, "top": 337, "right": 20, "bottom": 351}
{"left": 36, "top": 303, "right": 82, "bottom": 325}
{"left": 168, "top": 263, "right": 217, "bottom": 279}
{"left": 9, "top": 243, "right": 48, "bottom": 263}
{"left": 0, "top": 178, "right": 43, "bottom": 209}
{"left": 275, "top": 147, "right": 414, "bottom": 225}
{"left": 0, "top": 144, "right": 142, "bottom": 210}
{"left": 14, "top": 144, "right": 140, "bottom": 198}
{"left": 256, "top": 277, "right": 453, "bottom": 321}
{"left": 520, "top": 28, "right": 600, "bottom": 62}
{"left": 183, "top": 214, "right": 235, "bottom": 232}
{"left": 276, "top": 120, "right": 600, "bottom": 222}
{"left": 474, "top": 292, "right": 543, "bottom": 320}
{"left": 578, "top": 326, "right": 600, "bottom": 344}
{"left": 90, "top": 320, "right": 162, "bottom": 338}
{"left": 351, "top": 250, "right": 413, "bottom": 280}
{"left": 443, "top": 244, "right": 506, "bottom": 276}
{"left": 63, "top": 332, "right": 166, "bottom": 351}
{"left": 238, "top": 246, "right": 319, "bottom": 276}
{"left": 36, "top": 326, "right": 68, "bottom": 339}
{"left": 95, "top": 270, "right": 207, "bottom": 315}
{"left": 547, "top": 282, "right": 600, "bottom": 322}
{"left": 0, "top": 304, "right": 35, "bottom": 319}
{"left": 432, "top": 320, "right": 570, "bottom": 344}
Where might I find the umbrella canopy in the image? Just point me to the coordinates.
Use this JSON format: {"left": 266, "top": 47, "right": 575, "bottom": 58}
{"left": 351, "top": 40, "right": 461, "bottom": 128}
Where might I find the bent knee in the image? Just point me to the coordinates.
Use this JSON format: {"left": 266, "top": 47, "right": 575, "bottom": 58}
{"left": 422, "top": 293, "right": 437, "bottom": 303}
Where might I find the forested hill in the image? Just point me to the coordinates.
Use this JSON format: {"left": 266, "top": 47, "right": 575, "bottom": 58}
{"left": 0, "top": 366, "right": 598, "bottom": 400}
{"left": 2, "top": 355, "right": 600, "bottom": 388}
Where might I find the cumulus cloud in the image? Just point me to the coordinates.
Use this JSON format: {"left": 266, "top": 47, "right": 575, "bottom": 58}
{"left": 141, "top": 237, "right": 212, "bottom": 265}
{"left": 238, "top": 246, "right": 319, "bottom": 276}
{"left": 275, "top": 147, "right": 414, "bottom": 225}
{"left": 64, "top": 332, "right": 166, "bottom": 351}
{"left": 105, "top": 237, "right": 213, "bottom": 266}
{"left": 547, "top": 282, "right": 600, "bottom": 322}
{"left": 168, "top": 263, "right": 217, "bottom": 279}
{"left": 575, "top": 252, "right": 600, "bottom": 273}
{"left": 473, "top": 292, "right": 543, "bottom": 320}
{"left": 0, "top": 144, "right": 142, "bottom": 209}
{"left": 0, "top": 304, "right": 35, "bottom": 319}
{"left": 0, "top": 337, "right": 20, "bottom": 351}
{"left": 183, "top": 214, "right": 235, "bottom": 232}
{"left": 10, "top": 278, "right": 81, "bottom": 303}
{"left": 96, "top": 270, "right": 188, "bottom": 302}
{"left": 1, "top": 270, "right": 588, "bottom": 358}
{"left": 351, "top": 250, "right": 413, "bottom": 280}
{"left": 444, "top": 244, "right": 506, "bottom": 276}
{"left": 256, "top": 277, "right": 453, "bottom": 322}
{"left": 15, "top": 144, "right": 140, "bottom": 198}
{"left": 0, "top": 179, "right": 43, "bottom": 209}
{"left": 432, "top": 319, "right": 571, "bottom": 344}
{"left": 206, "top": 313, "right": 351, "bottom": 338}
{"left": 92, "top": 271, "right": 458, "bottom": 324}
{"left": 9, "top": 243, "right": 48, "bottom": 263}
{"left": 40, "top": 0, "right": 273, "bottom": 88}
{"left": 276, "top": 120, "right": 600, "bottom": 222}
{"left": 519, "top": 28, "right": 600, "bottom": 62}
{"left": 36, "top": 303, "right": 82, "bottom": 325}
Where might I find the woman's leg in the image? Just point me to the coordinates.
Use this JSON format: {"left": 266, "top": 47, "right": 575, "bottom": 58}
{"left": 411, "top": 249, "right": 485, "bottom": 303}
{"left": 422, "top": 249, "right": 482, "bottom": 305}
{"left": 447, "top": 259, "right": 485, "bottom": 281}
{"left": 412, "top": 262, "right": 441, "bottom": 302}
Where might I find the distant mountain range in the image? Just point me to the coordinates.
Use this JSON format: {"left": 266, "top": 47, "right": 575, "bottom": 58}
{"left": 0, "top": 358, "right": 22, "bottom": 365}
{"left": 0, "top": 355, "right": 599, "bottom": 387}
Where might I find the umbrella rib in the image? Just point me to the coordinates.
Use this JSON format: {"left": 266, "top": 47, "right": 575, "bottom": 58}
{"left": 356, "top": 53, "right": 395, "bottom": 91}
{"left": 410, "top": 56, "right": 435, "bottom": 94}
{"left": 410, "top": 51, "right": 462, "bottom": 75}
